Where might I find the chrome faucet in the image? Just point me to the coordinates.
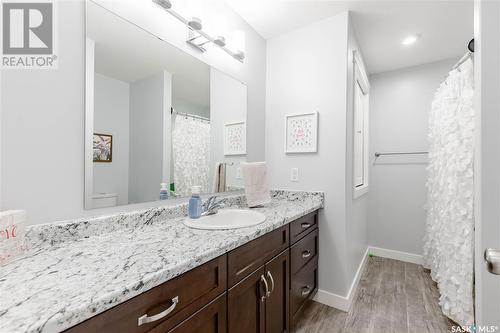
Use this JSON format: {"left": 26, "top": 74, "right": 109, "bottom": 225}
{"left": 201, "top": 196, "right": 222, "bottom": 216}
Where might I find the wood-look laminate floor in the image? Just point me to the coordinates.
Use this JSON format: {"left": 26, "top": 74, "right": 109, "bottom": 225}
{"left": 293, "top": 256, "right": 456, "bottom": 333}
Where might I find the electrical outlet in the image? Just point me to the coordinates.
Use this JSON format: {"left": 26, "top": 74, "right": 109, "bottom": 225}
{"left": 290, "top": 168, "right": 299, "bottom": 182}
{"left": 236, "top": 167, "right": 242, "bottom": 179}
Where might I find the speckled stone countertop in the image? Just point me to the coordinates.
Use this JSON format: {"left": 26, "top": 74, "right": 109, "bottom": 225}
{"left": 0, "top": 190, "right": 323, "bottom": 333}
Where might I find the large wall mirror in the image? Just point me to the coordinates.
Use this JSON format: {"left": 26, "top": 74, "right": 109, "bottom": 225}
{"left": 85, "top": 1, "right": 247, "bottom": 209}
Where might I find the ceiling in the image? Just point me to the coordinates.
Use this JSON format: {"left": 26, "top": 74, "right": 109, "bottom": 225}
{"left": 225, "top": 0, "right": 474, "bottom": 74}
{"left": 87, "top": 1, "right": 210, "bottom": 108}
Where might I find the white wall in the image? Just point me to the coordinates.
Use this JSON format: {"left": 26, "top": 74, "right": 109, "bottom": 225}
{"left": 172, "top": 98, "right": 209, "bottom": 119}
{"left": 209, "top": 69, "right": 247, "bottom": 190}
{"left": 266, "top": 13, "right": 350, "bottom": 296}
{"left": 93, "top": 73, "right": 130, "bottom": 206}
{"left": 0, "top": 0, "right": 266, "bottom": 224}
{"left": 368, "top": 58, "right": 456, "bottom": 255}
{"left": 1, "top": 1, "right": 85, "bottom": 223}
{"left": 129, "top": 71, "right": 171, "bottom": 204}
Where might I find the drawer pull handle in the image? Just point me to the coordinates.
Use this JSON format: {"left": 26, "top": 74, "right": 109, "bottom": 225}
{"left": 301, "top": 286, "right": 312, "bottom": 297}
{"left": 302, "top": 250, "right": 312, "bottom": 258}
{"left": 261, "top": 275, "right": 270, "bottom": 301}
{"left": 301, "top": 222, "right": 312, "bottom": 229}
{"left": 138, "top": 296, "right": 179, "bottom": 326}
{"left": 267, "top": 271, "right": 275, "bottom": 294}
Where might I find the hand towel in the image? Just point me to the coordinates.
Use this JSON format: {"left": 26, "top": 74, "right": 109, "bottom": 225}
{"left": 211, "top": 162, "right": 226, "bottom": 193}
{"left": 0, "top": 210, "right": 26, "bottom": 266}
{"left": 241, "top": 162, "right": 271, "bottom": 207}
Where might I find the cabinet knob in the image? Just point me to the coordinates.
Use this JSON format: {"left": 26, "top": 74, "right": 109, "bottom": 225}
{"left": 301, "top": 222, "right": 312, "bottom": 229}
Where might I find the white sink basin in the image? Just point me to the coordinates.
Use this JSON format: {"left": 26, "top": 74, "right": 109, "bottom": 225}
{"left": 183, "top": 209, "right": 266, "bottom": 230}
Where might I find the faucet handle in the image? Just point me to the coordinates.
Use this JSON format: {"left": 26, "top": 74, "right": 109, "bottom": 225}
{"left": 203, "top": 196, "right": 217, "bottom": 209}
{"left": 208, "top": 196, "right": 217, "bottom": 206}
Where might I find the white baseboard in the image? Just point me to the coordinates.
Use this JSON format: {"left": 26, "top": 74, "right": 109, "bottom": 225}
{"left": 368, "top": 246, "right": 423, "bottom": 265}
{"left": 313, "top": 246, "right": 423, "bottom": 311}
{"left": 313, "top": 247, "right": 370, "bottom": 312}
{"left": 313, "top": 289, "right": 351, "bottom": 312}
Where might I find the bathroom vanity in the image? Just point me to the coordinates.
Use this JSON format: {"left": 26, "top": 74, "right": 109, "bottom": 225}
{"left": 0, "top": 191, "right": 323, "bottom": 332}
{"left": 66, "top": 211, "right": 318, "bottom": 333}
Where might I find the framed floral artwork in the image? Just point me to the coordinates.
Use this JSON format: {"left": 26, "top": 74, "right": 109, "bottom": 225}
{"left": 224, "top": 121, "right": 246, "bottom": 155}
{"left": 285, "top": 112, "right": 318, "bottom": 153}
{"left": 93, "top": 133, "right": 113, "bottom": 162}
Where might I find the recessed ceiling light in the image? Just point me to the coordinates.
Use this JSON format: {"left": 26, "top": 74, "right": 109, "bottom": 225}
{"left": 402, "top": 35, "right": 420, "bottom": 46}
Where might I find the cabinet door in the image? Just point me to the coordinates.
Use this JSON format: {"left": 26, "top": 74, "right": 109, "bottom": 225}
{"left": 168, "top": 293, "right": 226, "bottom": 333}
{"left": 265, "top": 250, "right": 290, "bottom": 333}
{"left": 228, "top": 266, "right": 266, "bottom": 333}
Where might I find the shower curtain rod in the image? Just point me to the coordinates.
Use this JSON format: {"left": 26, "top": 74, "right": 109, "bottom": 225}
{"left": 446, "top": 39, "right": 474, "bottom": 76}
{"left": 374, "top": 151, "right": 428, "bottom": 157}
{"left": 452, "top": 52, "right": 473, "bottom": 71}
{"left": 171, "top": 108, "right": 209, "bottom": 121}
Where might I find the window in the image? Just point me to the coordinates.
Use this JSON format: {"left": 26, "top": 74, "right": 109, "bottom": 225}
{"left": 353, "top": 51, "right": 370, "bottom": 198}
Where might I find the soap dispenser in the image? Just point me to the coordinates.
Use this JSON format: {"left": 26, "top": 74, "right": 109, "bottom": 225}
{"left": 188, "top": 186, "right": 202, "bottom": 219}
{"left": 160, "top": 183, "right": 169, "bottom": 200}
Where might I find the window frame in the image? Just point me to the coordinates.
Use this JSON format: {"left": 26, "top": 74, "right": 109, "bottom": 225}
{"left": 352, "top": 51, "right": 370, "bottom": 199}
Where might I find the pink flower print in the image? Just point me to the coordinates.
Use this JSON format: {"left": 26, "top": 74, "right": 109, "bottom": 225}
{"left": 295, "top": 128, "right": 305, "bottom": 140}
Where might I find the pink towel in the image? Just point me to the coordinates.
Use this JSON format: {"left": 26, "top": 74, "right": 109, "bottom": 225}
{"left": 241, "top": 162, "right": 271, "bottom": 207}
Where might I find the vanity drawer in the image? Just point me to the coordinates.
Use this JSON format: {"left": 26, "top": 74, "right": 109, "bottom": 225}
{"left": 66, "top": 255, "right": 227, "bottom": 333}
{"left": 290, "top": 256, "right": 318, "bottom": 318}
{"left": 153, "top": 293, "right": 226, "bottom": 333}
{"left": 227, "top": 225, "right": 289, "bottom": 287}
{"left": 290, "top": 211, "right": 318, "bottom": 244}
{"left": 291, "top": 228, "right": 318, "bottom": 274}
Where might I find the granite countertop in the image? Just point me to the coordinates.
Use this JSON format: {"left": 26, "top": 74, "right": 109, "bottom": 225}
{"left": 0, "top": 190, "right": 323, "bottom": 333}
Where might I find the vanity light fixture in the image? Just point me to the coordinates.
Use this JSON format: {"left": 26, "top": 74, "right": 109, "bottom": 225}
{"left": 152, "top": 0, "right": 245, "bottom": 63}
{"left": 233, "top": 51, "right": 245, "bottom": 61}
{"left": 152, "top": 0, "right": 171, "bottom": 10}
{"left": 214, "top": 36, "right": 226, "bottom": 47}
{"left": 188, "top": 17, "right": 203, "bottom": 30}
{"left": 402, "top": 34, "right": 420, "bottom": 46}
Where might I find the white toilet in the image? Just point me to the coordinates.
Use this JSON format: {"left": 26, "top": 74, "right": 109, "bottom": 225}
{"left": 92, "top": 193, "right": 118, "bottom": 208}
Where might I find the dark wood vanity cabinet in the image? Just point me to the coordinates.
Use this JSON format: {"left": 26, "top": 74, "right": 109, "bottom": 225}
{"left": 264, "top": 250, "right": 290, "bottom": 333}
{"left": 228, "top": 266, "right": 266, "bottom": 332}
{"left": 167, "top": 294, "right": 227, "bottom": 333}
{"left": 289, "top": 212, "right": 319, "bottom": 323}
{"left": 227, "top": 249, "right": 290, "bottom": 333}
{"left": 65, "top": 255, "right": 227, "bottom": 333}
{"left": 65, "top": 211, "right": 319, "bottom": 333}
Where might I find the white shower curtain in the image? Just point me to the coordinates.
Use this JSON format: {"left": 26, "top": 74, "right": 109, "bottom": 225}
{"left": 172, "top": 116, "right": 210, "bottom": 196}
{"left": 423, "top": 58, "right": 474, "bottom": 326}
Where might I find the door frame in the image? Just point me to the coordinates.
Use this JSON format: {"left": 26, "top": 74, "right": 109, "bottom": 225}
{"left": 473, "top": 0, "right": 500, "bottom": 327}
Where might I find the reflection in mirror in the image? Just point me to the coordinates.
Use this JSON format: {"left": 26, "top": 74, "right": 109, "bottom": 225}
{"left": 85, "top": 1, "right": 247, "bottom": 209}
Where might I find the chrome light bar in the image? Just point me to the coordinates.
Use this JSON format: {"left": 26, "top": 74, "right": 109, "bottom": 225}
{"left": 152, "top": 0, "right": 245, "bottom": 62}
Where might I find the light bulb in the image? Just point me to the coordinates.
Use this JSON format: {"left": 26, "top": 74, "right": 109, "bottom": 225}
{"left": 402, "top": 35, "right": 420, "bottom": 46}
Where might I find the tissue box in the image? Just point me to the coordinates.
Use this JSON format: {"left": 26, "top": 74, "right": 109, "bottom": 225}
{"left": 0, "top": 210, "right": 27, "bottom": 266}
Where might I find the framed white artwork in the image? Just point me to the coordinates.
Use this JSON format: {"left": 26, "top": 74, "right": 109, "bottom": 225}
{"left": 224, "top": 121, "right": 246, "bottom": 155}
{"left": 285, "top": 112, "right": 318, "bottom": 153}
